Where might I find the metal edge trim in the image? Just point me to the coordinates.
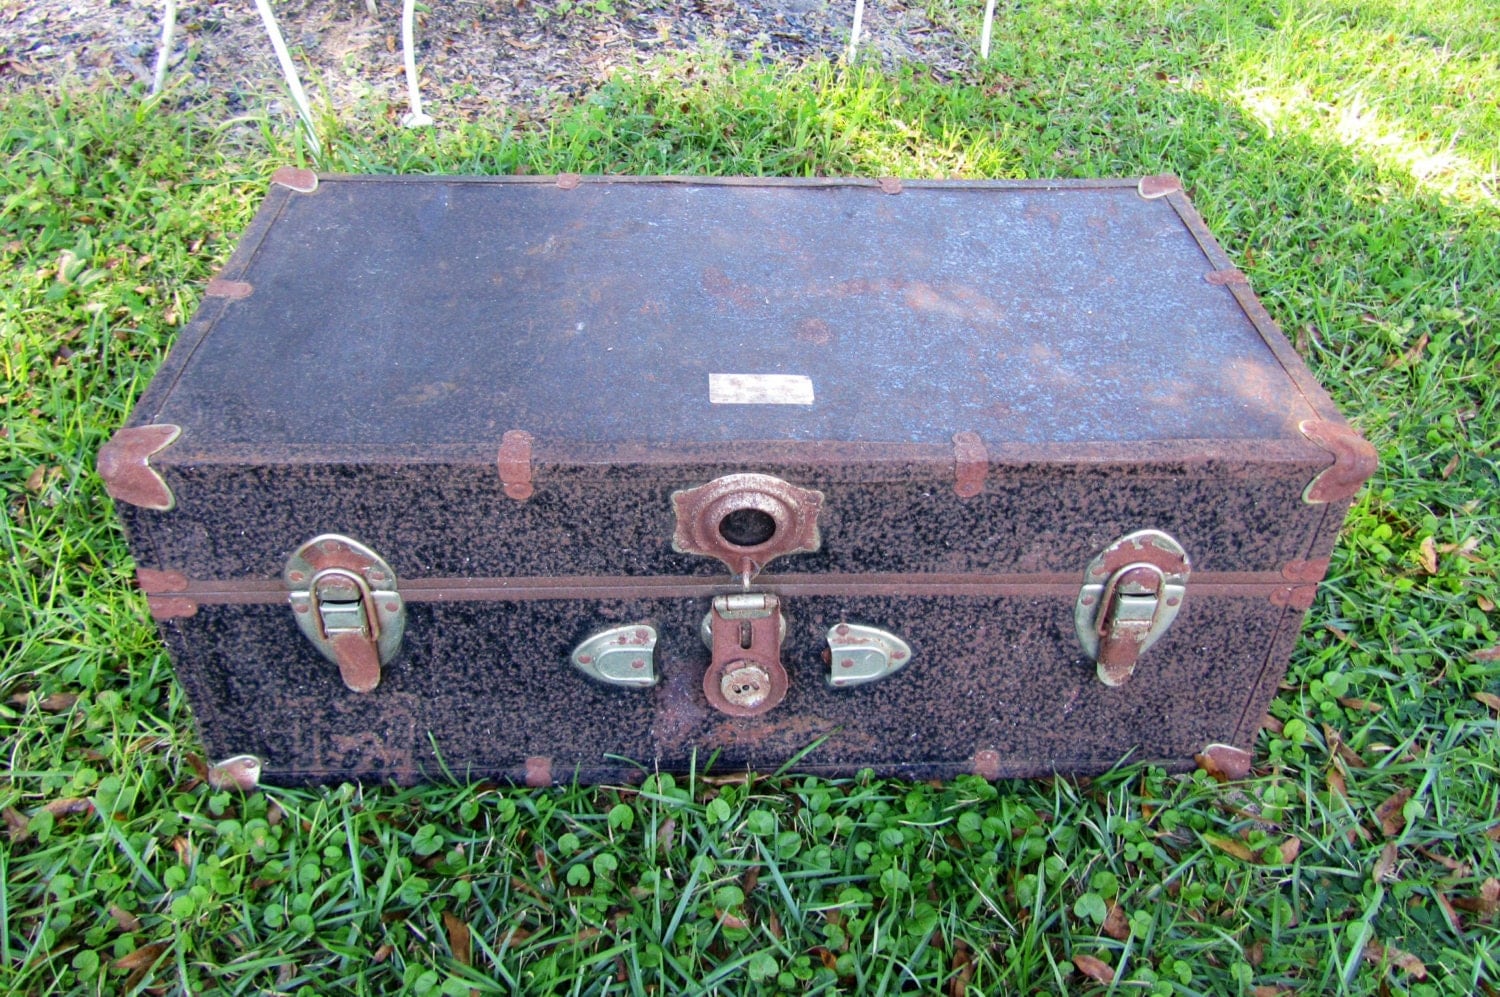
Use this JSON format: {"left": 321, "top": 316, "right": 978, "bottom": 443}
{"left": 296, "top": 173, "right": 1147, "bottom": 192}
{"left": 152, "top": 437, "right": 1322, "bottom": 472}
{"left": 143, "top": 570, "right": 1295, "bottom": 606}
{"left": 1159, "top": 188, "right": 1348, "bottom": 427}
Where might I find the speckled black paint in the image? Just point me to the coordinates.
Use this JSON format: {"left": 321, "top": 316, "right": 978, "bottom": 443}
{"left": 127, "top": 456, "right": 1323, "bottom": 583}
{"left": 162, "top": 590, "right": 1298, "bottom": 785}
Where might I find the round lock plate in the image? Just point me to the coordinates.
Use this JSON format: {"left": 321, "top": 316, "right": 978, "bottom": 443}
{"left": 703, "top": 656, "right": 788, "bottom": 717}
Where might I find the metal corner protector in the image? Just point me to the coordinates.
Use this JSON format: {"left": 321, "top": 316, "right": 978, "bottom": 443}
{"left": 97, "top": 424, "right": 182, "bottom": 511}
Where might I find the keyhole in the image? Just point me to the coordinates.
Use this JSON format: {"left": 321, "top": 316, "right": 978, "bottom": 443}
{"left": 718, "top": 508, "right": 777, "bottom": 548}
{"left": 739, "top": 620, "right": 752, "bottom": 649}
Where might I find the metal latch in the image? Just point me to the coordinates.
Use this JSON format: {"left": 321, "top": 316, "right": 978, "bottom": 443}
{"left": 571, "top": 625, "right": 659, "bottom": 688}
{"left": 1075, "top": 530, "right": 1189, "bottom": 687}
{"left": 701, "top": 593, "right": 789, "bottom": 717}
{"left": 826, "top": 624, "right": 912, "bottom": 688}
{"left": 286, "top": 535, "right": 405, "bottom": 693}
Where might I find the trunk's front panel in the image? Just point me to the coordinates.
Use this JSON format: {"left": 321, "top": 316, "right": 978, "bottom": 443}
{"left": 164, "top": 588, "right": 1300, "bottom": 785}
{"left": 131, "top": 456, "right": 1324, "bottom": 582}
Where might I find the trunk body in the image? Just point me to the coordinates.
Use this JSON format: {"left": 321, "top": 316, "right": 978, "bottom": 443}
{"left": 103, "top": 174, "right": 1373, "bottom": 785}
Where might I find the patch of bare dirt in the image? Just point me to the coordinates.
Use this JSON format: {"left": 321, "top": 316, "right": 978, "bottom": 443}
{"left": 1, "top": 0, "right": 980, "bottom": 122}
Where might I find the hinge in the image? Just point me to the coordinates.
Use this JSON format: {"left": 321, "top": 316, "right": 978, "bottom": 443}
{"left": 285, "top": 535, "right": 405, "bottom": 693}
{"left": 1075, "top": 530, "right": 1190, "bottom": 686}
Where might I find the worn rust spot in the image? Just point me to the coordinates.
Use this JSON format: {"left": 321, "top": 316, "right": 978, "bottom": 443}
{"left": 1270, "top": 585, "right": 1320, "bottom": 610}
{"left": 136, "top": 568, "right": 188, "bottom": 594}
{"left": 148, "top": 596, "right": 198, "bottom": 620}
{"left": 794, "top": 317, "right": 835, "bottom": 346}
{"left": 1137, "top": 174, "right": 1182, "bottom": 199}
{"left": 524, "top": 756, "right": 553, "bottom": 787}
{"left": 1283, "top": 558, "right": 1330, "bottom": 583}
{"left": 205, "top": 277, "right": 253, "bottom": 300}
{"left": 97, "top": 424, "right": 181, "bottom": 511}
{"left": 972, "top": 749, "right": 1002, "bottom": 780}
{"left": 497, "top": 430, "right": 535, "bottom": 501}
{"left": 271, "top": 166, "right": 319, "bottom": 193}
{"left": 1205, "top": 268, "right": 1250, "bottom": 286}
{"left": 701, "top": 267, "right": 757, "bottom": 311}
{"left": 953, "top": 432, "right": 988, "bottom": 499}
{"left": 1299, "top": 420, "right": 1378, "bottom": 503}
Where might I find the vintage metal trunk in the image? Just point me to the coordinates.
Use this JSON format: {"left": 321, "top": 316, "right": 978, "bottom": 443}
{"left": 100, "top": 171, "right": 1375, "bottom": 786}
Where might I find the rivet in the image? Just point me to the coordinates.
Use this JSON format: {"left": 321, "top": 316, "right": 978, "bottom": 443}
{"left": 294, "top": 604, "right": 310, "bottom": 614}
{"left": 577, "top": 655, "right": 593, "bottom": 665}
{"left": 288, "top": 570, "right": 305, "bottom": 583}
{"left": 840, "top": 659, "right": 855, "bottom": 668}
{"left": 385, "top": 602, "right": 400, "bottom": 613}
{"left": 632, "top": 659, "right": 646, "bottom": 670}
{"left": 836, "top": 624, "right": 850, "bottom": 636}
{"left": 892, "top": 651, "right": 907, "bottom": 661}
{"left": 1167, "top": 596, "right": 1181, "bottom": 607}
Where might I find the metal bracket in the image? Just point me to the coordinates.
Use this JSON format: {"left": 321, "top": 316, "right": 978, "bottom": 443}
{"left": 672, "top": 474, "right": 823, "bottom": 584}
{"left": 571, "top": 624, "right": 659, "bottom": 688}
{"left": 701, "top": 593, "right": 789, "bottom": 717}
{"left": 286, "top": 535, "right": 404, "bottom": 693}
{"left": 1075, "top": 530, "right": 1190, "bottom": 686}
{"left": 826, "top": 623, "right": 912, "bottom": 688}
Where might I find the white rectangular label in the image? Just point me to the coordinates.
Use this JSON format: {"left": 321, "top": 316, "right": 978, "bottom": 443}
{"left": 709, "top": 373, "right": 815, "bottom": 405}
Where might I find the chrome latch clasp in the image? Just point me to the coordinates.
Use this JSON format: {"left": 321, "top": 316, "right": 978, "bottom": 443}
{"left": 1075, "top": 530, "right": 1189, "bottom": 686}
{"left": 826, "top": 624, "right": 912, "bottom": 688}
{"left": 286, "top": 535, "right": 405, "bottom": 693}
{"left": 571, "top": 625, "right": 659, "bottom": 688}
{"left": 701, "top": 593, "right": 790, "bottom": 716}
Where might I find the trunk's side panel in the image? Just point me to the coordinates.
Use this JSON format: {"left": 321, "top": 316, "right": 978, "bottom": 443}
{"left": 165, "top": 589, "right": 1298, "bottom": 785}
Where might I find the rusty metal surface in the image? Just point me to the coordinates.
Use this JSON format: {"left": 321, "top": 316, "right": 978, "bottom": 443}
{"left": 137, "top": 176, "right": 1326, "bottom": 449}
{"left": 96, "top": 424, "right": 181, "bottom": 511}
{"left": 671, "top": 473, "right": 823, "bottom": 579}
{"left": 1299, "top": 419, "right": 1380, "bottom": 502}
{"left": 496, "top": 429, "right": 535, "bottom": 500}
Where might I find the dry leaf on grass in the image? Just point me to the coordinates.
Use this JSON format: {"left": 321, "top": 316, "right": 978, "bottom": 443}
{"left": 1278, "top": 837, "right": 1302, "bottom": 864}
{"left": 1337, "top": 696, "right": 1383, "bottom": 712}
{"left": 3, "top": 807, "right": 28, "bottom": 843}
{"left": 112, "top": 941, "right": 170, "bottom": 970}
{"left": 40, "top": 797, "right": 94, "bottom": 818}
{"left": 1468, "top": 647, "right": 1500, "bottom": 662}
{"left": 1451, "top": 878, "right": 1500, "bottom": 921}
{"left": 108, "top": 905, "right": 143, "bottom": 932}
{"left": 1102, "top": 903, "right": 1131, "bottom": 941}
{"left": 1364, "top": 940, "right": 1427, "bottom": 979}
{"left": 443, "top": 912, "right": 472, "bottom": 966}
{"left": 948, "top": 939, "right": 974, "bottom": 997}
{"left": 1375, "top": 788, "right": 1413, "bottom": 837}
{"left": 1072, "top": 954, "right": 1115, "bottom": 983}
{"left": 1205, "top": 833, "right": 1257, "bottom": 862}
{"left": 1440, "top": 454, "right": 1460, "bottom": 479}
{"left": 1434, "top": 889, "right": 1463, "bottom": 934}
{"left": 1372, "top": 842, "right": 1399, "bottom": 883}
{"left": 1417, "top": 537, "right": 1439, "bottom": 574}
{"left": 1471, "top": 692, "right": 1500, "bottom": 715}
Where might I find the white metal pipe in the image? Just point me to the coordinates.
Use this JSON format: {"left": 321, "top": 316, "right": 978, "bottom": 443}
{"left": 251, "top": 0, "right": 322, "bottom": 155}
{"left": 402, "top": 0, "right": 433, "bottom": 126}
{"left": 150, "top": 0, "right": 177, "bottom": 95}
{"left": 981, "top": 0, "right": 997, "bottom": 58}
{"left": 847, "top": 0, "right": 865, "bottom": 62}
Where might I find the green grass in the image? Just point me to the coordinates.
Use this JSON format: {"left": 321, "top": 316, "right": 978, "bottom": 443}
{"left": 2, "top": 0, "right": 1498, "bottom": 992}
